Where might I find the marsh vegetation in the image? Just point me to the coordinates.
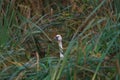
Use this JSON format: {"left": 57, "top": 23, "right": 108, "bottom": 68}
{"left": 0, "top": 0, "right": 120, "bottom": 80}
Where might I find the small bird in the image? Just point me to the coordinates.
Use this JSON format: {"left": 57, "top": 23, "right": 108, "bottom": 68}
{"left": 55, "top": 34, "right": 64, "bottom": 59}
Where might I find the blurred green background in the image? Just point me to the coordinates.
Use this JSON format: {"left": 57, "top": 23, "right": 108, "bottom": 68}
{"left": 0, "top": 0, "right": 120, "bottom": 80}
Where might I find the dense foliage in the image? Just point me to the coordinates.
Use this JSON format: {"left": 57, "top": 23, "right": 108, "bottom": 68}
{"left": 0, "top": 0, "right": 120, "bottom": 80}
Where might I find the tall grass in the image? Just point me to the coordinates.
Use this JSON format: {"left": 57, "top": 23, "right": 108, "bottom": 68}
{"left": 0, "top": 0, "right": 120, "bottom": 80}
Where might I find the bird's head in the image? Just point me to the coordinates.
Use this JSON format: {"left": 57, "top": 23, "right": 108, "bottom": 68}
{"left": 55, "top": 34, "right": 62, "bottom": 41}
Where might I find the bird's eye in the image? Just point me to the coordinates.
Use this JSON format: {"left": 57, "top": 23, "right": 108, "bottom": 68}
{"left": 55, "top": 36, "right": 59, "bottom": 41}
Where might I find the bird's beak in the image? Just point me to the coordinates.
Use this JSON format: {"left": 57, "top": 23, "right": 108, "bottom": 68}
{"left": 54, "top": 36, "right": 58, "bottom": 41}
